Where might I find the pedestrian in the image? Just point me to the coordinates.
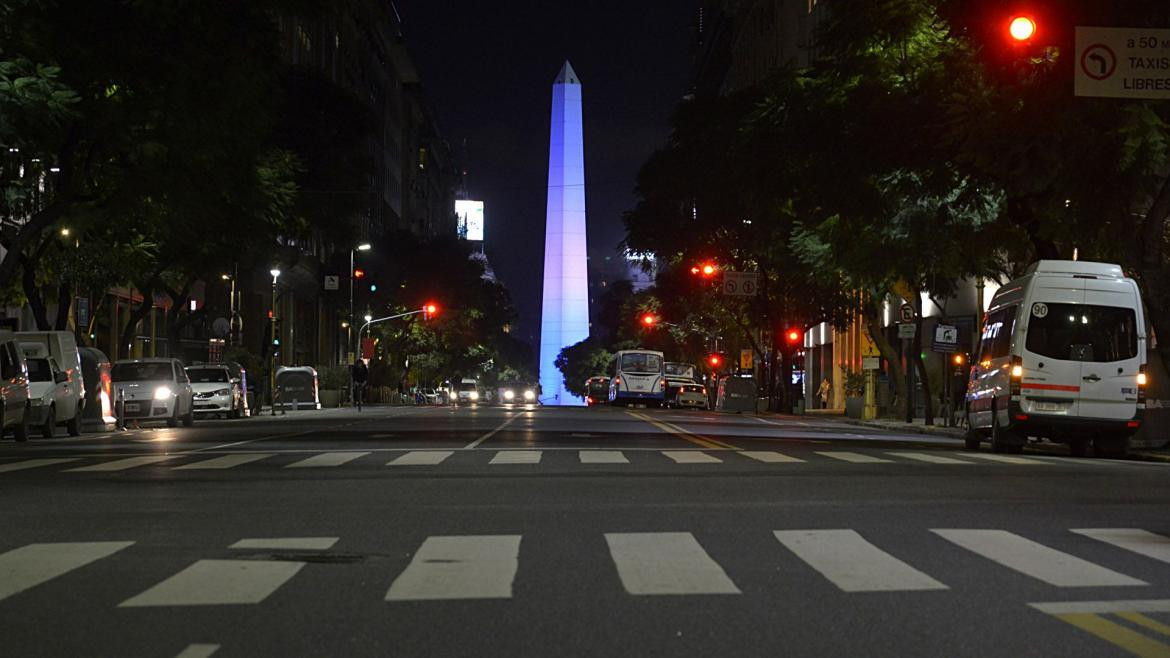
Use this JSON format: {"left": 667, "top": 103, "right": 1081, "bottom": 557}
{"left": 817, "top": 377, "right": 832, "bottom": 409}
{"left": 352, "top": 359, "right": 369, "bottom": 408}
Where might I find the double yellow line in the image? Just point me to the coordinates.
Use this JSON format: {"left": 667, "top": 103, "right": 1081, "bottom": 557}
{"left": 626, "top": 411, "right": 740, "bottom": 451}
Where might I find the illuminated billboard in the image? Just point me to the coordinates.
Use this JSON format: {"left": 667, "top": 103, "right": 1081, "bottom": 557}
{"left": 455, "top": 200, "right": 484, "bottom": 241}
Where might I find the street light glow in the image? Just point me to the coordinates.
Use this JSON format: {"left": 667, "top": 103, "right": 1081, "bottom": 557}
{"left": 356, "top": 243, "right": 372, "bottom": 251}
{"left": 270, "top": 268, "right": 281, "bottom": 279}
{"left": 1008, "top": 16, "right": 1035, "bottom": 41}
{"left": 364, "top": 314, "right": 373, "bottom": 323}
{"left": 59, "top": 227, "right": 71, "bottom": 237}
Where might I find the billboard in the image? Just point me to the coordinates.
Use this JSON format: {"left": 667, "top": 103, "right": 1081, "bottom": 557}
{"left": 455, "top": 200, "right": 484, "bottom": 241}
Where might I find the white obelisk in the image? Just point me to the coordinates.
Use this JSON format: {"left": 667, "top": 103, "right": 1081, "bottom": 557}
{"left": 538, "top": 61, "right": 589, "bottom": 406}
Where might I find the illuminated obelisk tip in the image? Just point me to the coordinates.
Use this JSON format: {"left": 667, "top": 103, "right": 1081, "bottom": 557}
{"left": 538, "top": 61, "right": 589, "bottom": 406}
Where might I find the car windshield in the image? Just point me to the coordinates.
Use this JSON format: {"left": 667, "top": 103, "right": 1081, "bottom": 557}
{"left": 187, "top": 368, "right": 229, "bottom": 383}
{"left": 111, "top": 362, "right": 172, "bottom": 382}
{"left": 665, "top": 363, "right": 696, "bottom": 379}
{"left": 459, "top": 382, "right": 477, "bottom": 391}
{"left": 1025, "top": 303, "right": 1138, "bottom": 362}
{"left": 27, "top": 358, "right": 53, "bottom": 383}
{"left": 620, "top": 353, "right": 662, "bottom": 374}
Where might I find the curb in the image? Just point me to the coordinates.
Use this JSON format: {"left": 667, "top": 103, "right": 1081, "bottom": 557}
{"left": 835, "top": 417, "right": 966, "bottom": 439}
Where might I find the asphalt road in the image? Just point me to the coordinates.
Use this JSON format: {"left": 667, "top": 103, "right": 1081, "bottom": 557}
{"left": 2, "top": 404, "right": 1170, "bottom": 657}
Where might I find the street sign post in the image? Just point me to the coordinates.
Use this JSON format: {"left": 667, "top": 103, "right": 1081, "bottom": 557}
{"left": 897, "top": 323, "right": 917, "bottom": 339}
{"left": 932, "top": 324, "right": 959, "bottom": 353}
{"left": 324, "top": 275, "right": 340, "bottom": 291}
{"left": 861, "top": 330, "right": 880, "bottom": 357}
{"left": 1075, "top": 26, "right": 1170, "bottom": 99}
{"left": 722, "top": 272, "right": 759, "bottom": 297}
{"left": 862, "top": 356, "right": 881, "bottom": 371}
{"left": 899, "top": 303, "right": 915, "bottom": 324}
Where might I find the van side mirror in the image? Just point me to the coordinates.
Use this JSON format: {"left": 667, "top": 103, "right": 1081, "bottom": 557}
{"left": 231, "top": 377, "right": 241, "bottom": 384}
{"left": 55, "top": 371, "right": 68, "bottom": 384}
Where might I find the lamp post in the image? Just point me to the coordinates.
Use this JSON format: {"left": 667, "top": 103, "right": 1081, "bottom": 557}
{"left": 348, "top": 243, "right": 372, "bottom": 364}
{"left": 269, "top": 268, "right": 280, "bottom": 416}
{"left": 222, "top": 266, "right": 240, "bottom": 347}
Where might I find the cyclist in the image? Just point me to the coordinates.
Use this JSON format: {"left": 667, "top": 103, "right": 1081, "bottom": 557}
{"left": 352, "top": 359, "right": 369, "bottom": 411}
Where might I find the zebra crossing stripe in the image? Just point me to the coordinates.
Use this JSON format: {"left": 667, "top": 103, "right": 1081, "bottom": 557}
{"left": 662, "top": 451, "right": 722, "bottom": 464}
{"left": 285, "top": 452, "right": 369, "bottom": 468}
{"left": 66, "top": 455, "right": 173, "bottom": 472}
{"left": 0, "top": 458, "right": 79, "bottom": 473}
{"left": 964, "top": 453, "right": 1048, "bottom": 465}
{"left": 173, "top": 454, "right": 276, "bottom": 470}
{"left": 932, "top": 529, "right": 1147, "bottom": 587}
{"left": 174, "top": 644, "right": 220, "bottom": 658}
{"left": 0, "top": 541, "right": 134, "bottom": 603}
{"left": 741, "top": 451, "right": 803, "bottom": 463}
{"left": 886, "top": 452, "right": 973, "bottom": 465}
{"left": 489, "top": 451, "right": 541, "bottom": 465}
{"left": 1071, "top": 529, "right": 1170, "bottom": 565}
{"left": 120, "top": 559, "right": 305, "bottom": 606}
{"left": 229, "top": 537, "right": 338, "bottom": 550}
{"left": 579, "top": 451, "right": 629, "bottom": 464}
{"left": 816, "top": 451, "right": 892, "bottom": 464}
{"left": 386, "top": 535, "right": 521, "bottom": 601}
{"left": 773, "top": 530, "right": 947, "bottom": 592}
{"left": 605, "top": 532, "right": 740, "bottom": 595}
{"left": 388, "top": 451, "right": 454, "bottom": 466}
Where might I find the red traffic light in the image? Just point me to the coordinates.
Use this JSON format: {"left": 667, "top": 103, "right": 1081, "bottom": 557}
{"left": 690, "top": 262, "right": 717, "bottom": 277}
{"left": 353, "top": 268, "right": 366, "bottom": 279}
{"left": 708, "top": 354, "right": 722, "bottom": 367}
{"left": 785, "top": 328, "right": 801, "bottom": 344}
{"left": 1008, "top": 15, "right": 1036, "bottom": 42}
{"left": 641, "top": 313, "right": 657, "bottom": 327}
{"left": 701, "top": 263, "right": 716, "bottom": 277}
{"left": 423, "top": 302, "right": 438, "bottom": 319}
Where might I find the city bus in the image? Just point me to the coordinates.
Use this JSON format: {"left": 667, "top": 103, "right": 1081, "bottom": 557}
{"left": 608, "top": 349, "right": 666, "bottom": 405}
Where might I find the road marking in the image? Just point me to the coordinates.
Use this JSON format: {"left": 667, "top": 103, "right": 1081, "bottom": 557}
{"left": 284, "top": 452, "right": 370, "bottom": 468}
{"left": 741, "top": 450, "right": 804, "bottom": 463}
{"left": 773, "top": 530, "right": 948, "bottom": 592}
{"left": 389, "top": 451, "right": 454, "bottom": 466}
{"left": 1071, "top": 529, "right": 1170, "bottom": 565}
{"left": 120, "top": 559, "right": 304, "bottom": 606}
{"left": 816, "top": 451, "right": 892, "bottom": 464}
{"left": 756, "top": 416, "right": 810, "bottom": 428}
{"left": 662, "top": 450, "right": 722, "bottom": 464}
{"left": 173, "top": 453, "right": 275, "bottom": 470}
{"left": 229, "top": 537, "right": 338, "bottom": 550}
{"left": 965, "top": 453, "right": 1049, "bottom": 465}
{"left": 385, "top": 535, "right": 521, "bottom": 601}
{"left": 66, "top": 455, "right": 174, "bottom": 472}
{"left": 1046, "top": 613, "right": 1170, "bottom": 657}
{"left": 1117, "top": 612, "right": 1170, "bottom": 636}
{"left": 489, "top": 450, "right": 541, "bottom": 464}
{"left": 886, "top": 452, "right": 973, "bottom": 464}
{"left": 0, "top": 458, "right": 79, "bottom": 473}
{"left": 579, "top": 450, "right": 628, "bottom": 464}
{"left": 605, "top": 532, "right": 740, "bottom": 595}
{"left": 626, "top": 411, "right": 737, "bottom": 450}
{"left": 0, "top": 541, "right": 134, "bottom": 602}
{"left": 174, "top": 644, "right": 220, "bottom": 658}
{"left": 463, "top": 412, "right": 523, "bottom": 449}
{"left": 1030, "top": 599, "right": 1170, "bottom": 615}
{"left": 932, "top": 529, "right": 1147, "bottom": 587}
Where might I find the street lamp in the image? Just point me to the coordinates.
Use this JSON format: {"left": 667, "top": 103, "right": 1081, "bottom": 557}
{"left": 348, "top": 243, "right": 372, "bottom": 364}
{"left": 222, "top": 268, "right": 241, "bottom": 347}
{"left": 269, "top": 268, "right": 280, "bottom": 416}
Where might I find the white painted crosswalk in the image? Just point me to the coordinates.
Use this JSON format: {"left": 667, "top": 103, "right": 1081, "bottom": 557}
{"left": 388, "top": 450, "right": 453, "bottom": 466}
{"left": 0, "top": 541, "right": 134, "bottom": 602}
{"left": 578, "top": 450, "right": 629, "bottom": 464}
{"left": 65, "top": 455, "right": 174, "bottom": 472}
{"left": 816, "top": 451, "right": 893, "bottom": 463}
{"left": 661, "top": 450, "right": 722, "bottom": 464}
{"left": 931, "top": 529, "right": 1147, "bottom": 587}
{"left": 120, "top": 559, "right": 305, "bottom": 606}
{"left": 0, "top": 458, "right": 78, "bottom": 473}
{"left": 285, "top": 452, "right": 369, "bottom": 468}
{"left": 1071, "top": 528, "right": 1170, "bottom": 565}
{"left": 386, "top": 535, "right": 521, "bottom": 601}
{"left": 605, "top": 532, "right": 740, "bottom": 595}
{"left": 489, "top": 450, "right": 542, "bottom": 465}
{"left": 173, "top": 453, "right": 276, "bottom": 470}
{"left": 774, "top": 530, "right": 948, "bottom": 592}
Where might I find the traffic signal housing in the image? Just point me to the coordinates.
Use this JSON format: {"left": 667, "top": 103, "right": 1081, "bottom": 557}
{"left": 422, "top": 302, "right": 439, "bottom": 320}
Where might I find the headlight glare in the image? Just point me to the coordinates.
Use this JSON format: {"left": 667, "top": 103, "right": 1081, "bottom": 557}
{"left": 503, "top": 390, "right": 515, "bottom": 400}
{"left": 154, "top": 386, "right": 173, "bottom": 400}
{"left": 523, "top": 390, "right": 535, "bottom": 401}
{"left": 469, "top": 391, "right": 479, "bottom": 400}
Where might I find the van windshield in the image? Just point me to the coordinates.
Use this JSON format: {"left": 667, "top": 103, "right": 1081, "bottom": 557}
{"left": 1025, "top": 303, "right": 1138, "bottom": 362}
{"left": 620, "top": 353, "right": 662, "bottom": 374}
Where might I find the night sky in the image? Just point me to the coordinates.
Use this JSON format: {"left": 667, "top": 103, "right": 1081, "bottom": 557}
{"left": 397, "top": 1, "right": 702, "bottom": 348}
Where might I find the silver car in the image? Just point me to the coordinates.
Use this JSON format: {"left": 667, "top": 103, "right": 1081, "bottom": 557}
{"left": 111, "top": 358, "right": 195, "bottom": 427}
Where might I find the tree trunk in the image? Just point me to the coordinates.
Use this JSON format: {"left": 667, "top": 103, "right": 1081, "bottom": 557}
{"left": 53, "top": 282, "right": 71, "bottom": 330}
{"left": 119, "top": 287, "right": 155, "bottom": 356}
{"left": 862, "top": 299, "right": 904, "bottom": 416}
{"left": 21, "top": 254, "right": 51, "bottom": 330}
{"left": 912, "top": 295, "right": 935, "bottom": 424}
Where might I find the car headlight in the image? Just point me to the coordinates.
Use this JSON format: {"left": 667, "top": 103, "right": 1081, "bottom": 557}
{"left": 523, "top": 390, "right": 535, "bottom": 401}
{"left": 215, "top": 388, "right": 231, "bottom": 396}
{"left": 503, "top": 390, "right": 515, "bottom": 401}
{"left": 469, "top": 391, "right": 479, "bottom": 400}
{"left": 154, "top": 386, "right": 173, "bottom": 400}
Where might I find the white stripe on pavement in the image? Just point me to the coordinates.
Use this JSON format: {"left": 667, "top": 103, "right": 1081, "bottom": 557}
{"left": 773, "top": 530, "right": 948, "bottom": 592}
{"left": 661, "top": 451, "right": 722, "bottom": 464}
{"left": 284, "top": 452, "right": 369, "bottom": 468}
{"left": 1029, "top": 599, "right": 1170, "bottom": 615}
{"left": 66, "top": 455, "right": 174, "bottom": 472}
{"left": 964, "top": 453, "right": 1048, "bottom": 465}
{"left": 173, "top": 454, "right": 275, "bottom": 470}
{"left": 579, "top": 450, "right": 629, "bottom": 464}
{"left": 385, "top": 535, "right": 521, "bottom": 601}
{"left": 0, "top": 458, "right": 79, "bottom": 473}
{"left": 1071, "top": 529, "right": 1170, "bottom": 565}
{"left": 489, "top": 451, "right": 541, "bottom": 465}
{"left": 605, "top": 532, "right": 740, "bottom": 595}
{"left": 174, "top": 644, "right": 220, "bottom": 658}
{"left": 932, "top": 529, "right": 1147, "bottom": 587}
{"left": 463, "top": 412, "right": 524, "bottom": 449}
{"left": 886, "top": 452, "right": 973, "bottom": 465}
{"left": 816, "top": 451, "right": 892, "bottom": 464}
{"left": 0, "top": 541, "right": 134, "bottom": 602}
{"left": 388, "top": 451, "right": 454, "bottom": 466}
{"left": 120, "top": 559, "right": 305, "bottom": 606}
{"left": 740, "top": 451, "right": 804, "bottom": 463}
{"left": 229, "top": 537, "right": 338, "bottom": 551}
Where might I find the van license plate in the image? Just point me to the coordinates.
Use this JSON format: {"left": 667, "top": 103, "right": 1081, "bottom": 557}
{"left": 1035, "top": 402, "right": 1061, "bottom": 411}
{"left": 124, "top": 402, "right": 140, "bottom": 413}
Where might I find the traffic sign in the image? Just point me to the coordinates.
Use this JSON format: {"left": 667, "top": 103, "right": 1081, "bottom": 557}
{"left": 899, "top": 303, "right": 915, "bottom": 323}
{"left": 324, "top": 275, "right": 340, "bottom": 291}
{"left": 898, "top": 323, "right": 917, "bottom": 339}
{"left": 862, "top": 356, "right": 881, "bottom": 371}
{"left": 932, "top": 324, "right": 959, "bottom": 353}
{"left": 740, "top": 349, "right": 753, "bottom": 370}
{"left": 722, "top": 271, "right": 759, "bottom": 297}
{"left": 1075, "top": 26, "right": 1170, "bottom": 99}
{"left": 861, "top": 329, "right": 880, "bottom": 357}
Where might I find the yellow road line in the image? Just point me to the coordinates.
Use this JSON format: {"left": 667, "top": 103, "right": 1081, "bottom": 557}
{"left": 1117, "top": 612, "right": 1170, "bottom": 637}
{"left": 1055, "top": 613, "right": 1170, "bottom": 658}
{"left": 626, "top": 411, "right": 739, "bottom": 451}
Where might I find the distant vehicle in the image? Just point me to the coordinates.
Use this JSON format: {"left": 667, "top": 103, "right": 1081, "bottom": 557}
{"left": 608, "top": 349, "right": 666, "bottom": 405}
{"left": 673, "top": 382, "right": 709, "bottom": 410}
{"left": 496, "top": 382, "right": 537, "bottom": 404}
{"left": 186, "top": 364, "right": 244, "bottom": 418}
{"left": 664, "top": 362, "right": 700, "bottom": 407}
{"left": 4, "top": 330, "right": 83, "bottom": 435}
{"left": 0, "top": 338, "right": 31, "bottom": 441}
{"left": 456, "top": 378, "right": 480, "bottom": 404}
{"left": 111, "top": 358, "right": 194, "bottom": 427}
{"left": 275, "top": 366, "right": 320, "bottom": 410}
{"left": 421, "top": 388, "right": 440, "bottom": 404}
{"left": 965, "top": 260, "right": 1146, "bottom": 458}
{"left": 24, "top": 351, "right": 73, "bottom": 438}
{"left": 584, "top": 377, "right": 610, "bottom": 406}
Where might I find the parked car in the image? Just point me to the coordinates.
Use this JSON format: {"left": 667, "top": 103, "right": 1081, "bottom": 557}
{"left": 0, "top": 337, "right": 31, "bottom": 441}
{"left": 186, "top": 364, "right": 244, "bottom": 418}
{"left": 15, "top": 331, "right": 85, "bottom": 435}
{"left": 421, "top": 388, "right": 440, "bottom": 404}
{"left": 111, "top": 358, "right": 194, "bottom": 427}
{"left": 965, "top": 260, "right": 1146, "bottom": 457}
{"left": 24, "top": 350, "right": 73, "bottom": 438}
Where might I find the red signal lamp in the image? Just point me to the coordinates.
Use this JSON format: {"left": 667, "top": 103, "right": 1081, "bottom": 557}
{"left": 701, "top": 263, "right": 716, "bottom": 277}
{"left": 423, "top": 302, "right": 439, "bottom": 319}
{"left": 641, "top": 313, "right": 657, "bottom": 327}
{"left": 785, "top": 328, "right": 801, "bottom": 344}
{"left": 708, "top": 354, "right": 722, "bottom": 367}
{"left": 353, "top": 268, "right": 366, "bottom": 279}
{"left": 1008, "top": 15, "right": 1036, "bottom": 42}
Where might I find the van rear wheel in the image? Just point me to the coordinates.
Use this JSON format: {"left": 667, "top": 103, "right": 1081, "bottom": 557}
{"left": 991, "top": 408, "right": 1024, "bottom": 454}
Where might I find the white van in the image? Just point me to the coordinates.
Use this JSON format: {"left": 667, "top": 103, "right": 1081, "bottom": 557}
{"left": 608, "top": 349, "right": 666, "bottom": 405}
{"left": 965, "top": 260, "right": 1146, "bottom": 457}
{"left": 3, "top": 331, "right": 84, "bottom": 435}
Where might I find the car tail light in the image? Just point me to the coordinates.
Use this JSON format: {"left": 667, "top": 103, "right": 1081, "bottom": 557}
{"left": 1127, "top": 420, "right": 1141, "bottom": 428}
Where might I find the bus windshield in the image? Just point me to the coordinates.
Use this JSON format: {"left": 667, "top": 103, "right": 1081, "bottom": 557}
{"left": 620, "top": 353, "right": 662, "bottom": 374}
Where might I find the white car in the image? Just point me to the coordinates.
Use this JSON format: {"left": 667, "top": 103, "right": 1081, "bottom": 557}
{"left": 672, "top": 383, "right": 709, "bottom": 410}
{"left": 111, "top": 358, "right": 194, "bottom": 427}
{"left": 186, "top": 365, "right": 243, "bottom": 418}
{"left": 25, "top": 355, "right": 75, "bottom": 438}
{"left": 456, "top": 378, "right": 480, "bottom": 404}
